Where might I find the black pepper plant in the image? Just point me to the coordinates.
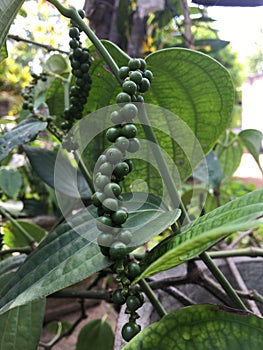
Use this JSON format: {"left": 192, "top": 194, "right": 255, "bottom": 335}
{"left": 0, "top": 1, "right": 263, "bottom": 350}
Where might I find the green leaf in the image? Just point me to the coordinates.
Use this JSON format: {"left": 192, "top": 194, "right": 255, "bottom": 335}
{"left": 0, "top": 193, "right": 178, "bottom": 314}
{"left": 0, "top": 299, "right": 45, "bottom": 350}
{"left": 0, "top": 117, "right": 47, "bottom": 162}
{"left": 24, "top": 146, "right": 91, "bottom": 198}
{"left": 76, "top": 319, "right": 114, "bottom": 350}
{"left": 0, "top": 0, "right": 25, "bottom": 51}
{"left": 239, "top": 129, "right": 263, "bottom": 173}
{"left": 122, "top": 304, "right": 263, "bottom": 350}
{"left": 215, "top": 130, "right": 244, "bottom": 181}
{"left": 137, "top": 188, "right": 263, "bottom": 281}
{"left": 145, "top": 48, "right": 234, "bottom": 157}
{"left": 45, "top": 54, "right": 69, "bottom": 74}
{"left": 0, "top": 167, "right": 22, "bottom": 197}
{"left": 3, "top": 221, "right": 46, "bottom": 248}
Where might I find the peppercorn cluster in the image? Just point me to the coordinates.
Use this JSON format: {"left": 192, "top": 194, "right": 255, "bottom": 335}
{"left": 22, "top": 72, "right": 47, "bottom": 115}
{"left": 92, "top": 57, "right": 153, "bottom": 342}
{"left": 61, "top": 12, "right": 92, "bottom": 132}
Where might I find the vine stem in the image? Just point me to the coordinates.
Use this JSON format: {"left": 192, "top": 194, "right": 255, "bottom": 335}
{"left": 47, "top": 0, "right": 121, "bottom": 83}
{"left": 138, "top": 279, "right": 167, "bottom": 318}
{"left": 47, "top": 0, "right": 247, "bottom": 312}
{"left": 0, "top": 207, "right": 35, "bottom": 248}
{"left": 200, "top": 252, "right": 248, "bottom": 310}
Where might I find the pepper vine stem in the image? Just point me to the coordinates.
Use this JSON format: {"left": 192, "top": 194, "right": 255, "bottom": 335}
{"left": 47, "top": 0, "right": 121, "bottom": 84}
{"left": 47, "top": 0, "right": 247, "bottom": 312}
{"left": 138, "top": 279, "right": 167, "bottom": 318}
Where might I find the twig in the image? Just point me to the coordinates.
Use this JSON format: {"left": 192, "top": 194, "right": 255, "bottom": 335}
{"left": 39, "top": 300, "right": 87, "bottom": 349}
{"left": 162, "top": 286, "right": 196, "bottom": 306}
{"left": 7, "top": 34, "right": 69, "bottom": 54}
{"left": 207, "top": 247, "right": 263, "bottom": 259}
{"left": 50, "top": 289, "right": 112, "bottom": 302}
{"left": 0, "top": 247, "right": 32, "bottom": 256}
{"left": 237, "top": 290, "right": 263, "bottom": 305}
{"left": 226, "top": 257, "right": 261, "bottom": 316}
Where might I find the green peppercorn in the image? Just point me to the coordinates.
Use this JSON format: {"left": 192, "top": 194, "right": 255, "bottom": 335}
{"left": 139, "top": 77, "right": 150, "bottom": 93}
{"left": 99, "top": 162, "right": 113, "bottom": 176}
{"left": 122, "top": 80, "right": 137, "bottom": 95}
{"left": 69, "top": 39, "right": 79, "bottom": 49}
{"left": 121, "top": 124, "right": 137, "bottom": 138}
{"left": 118, "top": 230, "right": 132, "bottom": 244}
{"left": 128, "top": 58, "right": 141, "bottom": 71}
{"left": 112, "top": 289, "right": 128, "bottom": 305}
{"left": 104, "top": 182, "right": 122, "bottom": 198}
{"left": 106, "top": 147, "right": 123, "bottom": 164}
{"left": 126, "top": 262, "right": 141, "bottom": 280}
{"left": 118, "top": 66, "right": 130, "bottom": 80}
{"left": 115, "top": 136, "right": 130, "bottom": 152}
{"left": 92, "top": 192, "right": 105, "bottom": 207}
{"left": 112, "top": 209, "right": 128, "bottom": 225}
{"left": 94, "top": 173, "right": 110, "bottom": 189}
{"left": 96, "top": 216, "right": 113, "bottom": 232}
{"left": 97, "top": 232, "right": 114, "bottom": 247}
{"left": 143, "top": 69, "right": 153, "bottom": 82}
{"left": 69, "top": 27, "right": 80, "bottom": 38}
{"left": 110, "top": 110, "right": 123, "bottom": 125}
{"left": 120, "top": 103, "right": 138, "bottom": 122}
{"left": 126, "top": 295, "right": 141, "bottom": 312}
{"left": 139, "top": 58, "right": 146, "bottom": 70}
{"left": 121, "top": 322, "right": 141, "bottom": 342}
{"left": 109, "top": 241, "right": 128, "bottom": 259}
{"left": 106, "top": 127, "right": 120, "bottom": 142}
{"left": 130, "top": 71, "right": 143, "bottom": 84}
{"left": 116, "top": 92, "right": 131, "bottom": 105}
{"left": 113, "top": 162, "right": 130, "bottom": 179}
{"left": 102, "top": 198, "right": 119, "bottom": 213}
{"left": 127, "top": 138, "right": 140, "bottom": 153}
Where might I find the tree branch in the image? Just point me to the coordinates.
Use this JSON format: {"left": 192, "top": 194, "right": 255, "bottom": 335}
{"left": 7, "top": 34, "right": 69, "bottom": 54}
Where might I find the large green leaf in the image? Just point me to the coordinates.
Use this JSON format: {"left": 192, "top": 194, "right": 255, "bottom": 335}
{"left": 239, "top": 129, "right": 263, "bottom": 173}
{"left": 0, "top": 0, "right": 25, "bottom": 53}
{"left": 0, "top": 117, "right": 47, "bottom": 162}
{"left": 0, "top": 193, "right": 179, "bottom": 314}
{"left": 76, "top": 319, "right": 114, "bottom": 350}
{"left": 122, "top": 304, "right": 263, "bottom": 350}
{"left": 24, "top": 146, "right": 91, "bottom": 198}
{"left": 145, "top": 48, "right": 234, "bottom": 156}
{"left": 136, "top": 188, "right": 263, "bottom": 281}
{"left": 215, "top": 130, "right": 244, "bottom": 181}
{"left": 0, "top": 299, "right": 45, "bottom": 350}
